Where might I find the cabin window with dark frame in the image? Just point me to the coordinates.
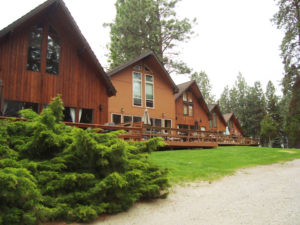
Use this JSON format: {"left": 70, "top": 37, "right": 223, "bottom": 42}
{"left": 27, "top": 24, "right": 43, "bottom": 72}
{"left": 3, "top": 100, "right": 39, "bottom": 117}
{"left": 79, "top": 108, "right": 93, "bottom": 124}
{"left": 27, "top": 24, "right": 61, "bottom": 75}
{"left": 112, "top": 114, "right": 121, "bottom": 125}
{"left": 133, "top": 116, "right": 142, "bottom": 123}
{"left": 46, "top": 26, "right": 61, "bottom": 75}
{"left": 63, "top": 107, "right": 76, "bottom": 122}
{"left": 124, "top": 115, "right": 132, "bottom": 123}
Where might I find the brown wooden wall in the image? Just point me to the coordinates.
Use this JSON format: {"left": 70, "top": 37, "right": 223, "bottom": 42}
{"left": 0, "top": 8, "right": 109, "bottom": 124}
{"left": 175, "top": 91, "right": 210, "bottom": 130}
{"left": 108, "top": 59, "right": 176, "bottom": 127}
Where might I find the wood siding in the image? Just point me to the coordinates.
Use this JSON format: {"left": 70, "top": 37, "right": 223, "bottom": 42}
{"left": 0, "top": 8, "right": 109, "bottom": 124}
{"left": 108, "top": 60, "right": 176, "bottom": 127}
{"left": 175, "top": 91, "right": 210, "bottom": 130}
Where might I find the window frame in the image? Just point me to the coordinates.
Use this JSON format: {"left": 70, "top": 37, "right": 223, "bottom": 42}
{"left": 145, "top": 74, "right": 154, "bottom": 109}
{"left": 132, "top": 71, "right": 143, "bottom": 107}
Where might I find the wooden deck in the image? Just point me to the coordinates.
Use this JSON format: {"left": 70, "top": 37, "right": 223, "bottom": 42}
{"left": 0, "top": 116, "right": 259, "bottom": 148}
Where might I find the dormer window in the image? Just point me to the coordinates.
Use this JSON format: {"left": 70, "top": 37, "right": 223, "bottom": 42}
{"left": 27, "top": 24, "right": 61, "bottom": 75}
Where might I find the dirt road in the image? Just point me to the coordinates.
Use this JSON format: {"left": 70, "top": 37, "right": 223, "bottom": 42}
{"left": 89, "top": 159, "right": 300, "bottom": 225}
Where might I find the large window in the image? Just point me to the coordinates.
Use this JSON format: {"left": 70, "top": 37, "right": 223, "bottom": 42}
{"left": 27, "top": 24, "right": 61, "bottom": 75}
{"left": 3, "top": 100, "right": 39, "bottom": 117}
{"left": 46, "top": 26, "right": 61, "bottom": 75}
{"left": 145, "top": 75, "right": 154, "bottom": 108}
{"left": 27, "top": 25, "right": 43, "bottom": 72}
{"left": 133, "top": 72, "right": 142, "bottom": 106}
{"left": 183, "top": 91, "right": 193, "bottom": 117}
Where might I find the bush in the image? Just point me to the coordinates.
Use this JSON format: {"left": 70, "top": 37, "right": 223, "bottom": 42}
{"left": 0, "top": 96, "right": 168, "bottom": 224}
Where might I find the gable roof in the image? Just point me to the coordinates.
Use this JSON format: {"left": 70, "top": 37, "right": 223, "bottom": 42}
{"left": 208, "top": 104, "right": 226, "bottom": 125}
{"left": 0, "top": 0, "right": 116, "bottom": 96}
{"left": 223, "top": 113, "right": 243, "bottom": 133}
{"left": 175, "top": 80, "right": 210, "bottom": 114}
{"left": 107, "top": 51, "right": 178, "bottom": 93}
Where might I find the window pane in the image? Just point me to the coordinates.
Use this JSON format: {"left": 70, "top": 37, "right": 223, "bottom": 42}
{"left": 146, "top": 83, "right": 153, "bottom": 107}
{"left": 27, "top": 25, "right": 43, "bottom": 72}
{"left": 112, "top": 114, "right": 121, "bottom": 124}
{"left": 133, "top": 78, "right": 142, "bottom": 106}
{"left": 46, "top": 33, "right": 61, "bottom": 75}
{"left": 133, "top": 81, "right": 141, "bottom": 98}
{"left": 133, "top": 65, "right": 142, "bottom": 70}
{"left": 133, "top": 72, "right": 141, "bottom": 80}
{"left": 209, "top": 120, "right": 213, "bottom": 128}
{"left": 63, "top": 107, "right": 75, "bottom": 122}
{"left": 164, "top": 120, "right": 171, "bottom": 128}
{"left": 189, "top": 105, "right": 193, "bottom": 116}
{"left": 146, "top": 75, "right": 153, "bottom": 82}
{"left": 201, "top": 127, "right": 206, "bottom": 131}
{"left": 124, "top": 116, "right": 132, "bottom": 123}
{"left": 183, "top": 92, "right": 187, "bottom": 101}
{"left": 188, "top": 92, "right": 193, "bottom": 102}
{"left": 154, "top": 119, "right": 162, "bottom": 127}
{"left": 184, "top": 105, "right": 188, "bottom": 115}
{"left": 4, "top": 100, "right": 39, "bottom": 117}
{"left": 134, "top": 98, "right": 142, "bottom": 106}
{"left": 80, "top": 109, "right": 93, "bottom": 124}
{"left": 133, "top": 116, "right": 141, "bottom": 123}
{"left": 213, "top": 113, "right": 217, "bottom": 128}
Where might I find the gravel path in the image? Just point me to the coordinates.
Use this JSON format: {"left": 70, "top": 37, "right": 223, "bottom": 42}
{"left": 89, "top": 159, "right": 300, "bottom": 225}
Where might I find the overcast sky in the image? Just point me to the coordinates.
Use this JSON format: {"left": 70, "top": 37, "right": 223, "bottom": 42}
{"left": 0, "top": 0, "right": 284, "bottom": 98}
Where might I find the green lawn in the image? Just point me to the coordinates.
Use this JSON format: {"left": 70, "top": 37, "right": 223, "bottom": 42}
{"left": 149, "top": 146, "right": 300, "bottom": 184}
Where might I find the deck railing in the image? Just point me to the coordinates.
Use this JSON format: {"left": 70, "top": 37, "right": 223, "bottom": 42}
{"left": 0, "top": 116, "right": 258, "bottom": 146}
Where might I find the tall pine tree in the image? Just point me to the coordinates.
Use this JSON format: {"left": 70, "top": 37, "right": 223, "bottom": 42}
{"left": 190, "top": 71, "right": 216, "bottom": 104}
{"left": 106, "top": 0, "right": 196, "bottom": 74}
{"left": 273, "top": 0, "right": 300, "bottom": 147}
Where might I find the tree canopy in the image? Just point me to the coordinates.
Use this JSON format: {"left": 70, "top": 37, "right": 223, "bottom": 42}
{"left": 106, "top": 0, "right": 196, "bottom": 74}
{"left": 190, "top": 71, "right": 216, "bottom": 104}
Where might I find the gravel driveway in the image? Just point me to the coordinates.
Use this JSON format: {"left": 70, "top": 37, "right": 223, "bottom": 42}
{"left": 89, "top": 159, "right": 300, "bottom": 225}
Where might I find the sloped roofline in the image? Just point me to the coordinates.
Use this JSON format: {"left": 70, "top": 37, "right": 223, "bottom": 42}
{"left": 175, "top": 80, "right": 210, "bottom": 114}
{"left": 0, "top": 0, "right": 116, "bottom": 96}
{"left": 107, "top": 51, "right": 179, "bottom": 93}
{"left": 223, "top": 113, "right": 243, "bottom": 134}
{"left": 208, "top": 104, "right": 226, "bottom": 125}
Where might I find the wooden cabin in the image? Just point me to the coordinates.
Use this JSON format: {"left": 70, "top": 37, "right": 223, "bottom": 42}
{"left": 0, "top": 0, "right": 116, "bottom": 124}
{"left": 223, "top": 113, "right": 243, "bottom": 136}
{"left": 208, "top": 104, "right": 226, "bottom": 133}
{"left": 175, "top": 80, "right": 210, "bottom": 131}
{"left": 108, "top": 51, "right": 178, "bottom": 129}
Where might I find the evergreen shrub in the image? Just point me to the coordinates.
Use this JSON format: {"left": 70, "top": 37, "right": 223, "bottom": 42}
{"left": 0, "top": 96, "right": 168, "bottom": 224}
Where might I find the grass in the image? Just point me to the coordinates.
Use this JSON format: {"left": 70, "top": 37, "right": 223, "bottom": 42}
{"left": 149, "top": 146, "right": 300, "bottom": 184}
